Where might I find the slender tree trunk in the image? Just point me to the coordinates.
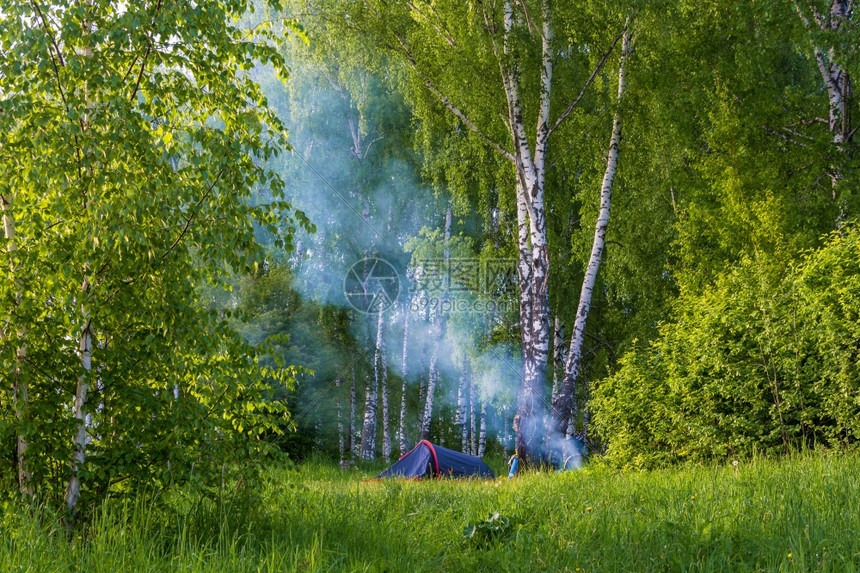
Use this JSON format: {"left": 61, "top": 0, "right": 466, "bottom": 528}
{"left": 65, "top": 8, "right": 97, "bottom": 516}
{"left": 455, "top": 378, "right": 464, "bottom": 447}
{"left": 359, "top": 371, "right": 377, "bottom": 460}
{"left": 416, "top": 373, "right": 425, "bottom": 436}
{"left": 379, "top": 206, "right": 394, "bottom": 459}
{"left": 421, "top": 203, "right": 452, "bottom": 441}
{"left": 457, "top": 358, "right": 470, "bottom": 452}
{"left": 501, "top": 405, "right": 511, "bottom": 458}
{"left": 349, "top": 367, "right": 357, "bottom": 458}
{"left": 65, "top": 296, "right": 92, "bottom": 513}
{"left": 478, "top": 402, "right": 487, "bottom": 457}
{"left": 469, "top": 365, "right": 477, "bottom": 455}
{"left": 797, "top": 0, "right": 853, "bottom": 220}
{"left": 552, "top": 29, "right": 631, "bottom": 438}
{"left": 416, "top": 289, "right": 429, "bottom": 434}
{"left": 553, "top": 317, "right": 576, "bottom": 437}
{"left": 14, "top": 346, "right": 28, "bottom": 495}
{"left": 420, "top": 326, "right": 438, "bottom": 440}
{"left": 552, "top": 317, "right": 565, "bottom": 403}
{"left": 376, "top": 309, "right": 390, "bottom": 460}
{"left": 336, "top": 378, "right": 344, "bottom": 462}
{"left": 398, "top": 302, "right": 410, "bottom": 453}
{"left": 2, "top": 193, "right": 30, "bottom": 497}
{"left": 503, "top": 0, "right": 552, "bottom": 467}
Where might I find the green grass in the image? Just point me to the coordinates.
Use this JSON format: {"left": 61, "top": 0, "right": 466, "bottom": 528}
{"left": 3, "top": 452, "right": 860, "bottom": 572}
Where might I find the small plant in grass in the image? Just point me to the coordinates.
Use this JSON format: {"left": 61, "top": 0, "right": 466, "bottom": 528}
{"left": 463, "top": 511, "right": 518, "bottom": 547}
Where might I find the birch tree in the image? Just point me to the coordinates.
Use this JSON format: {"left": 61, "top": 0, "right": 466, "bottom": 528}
{"left": 336, "top": 378, "right": 344, "bottom": 462}
{"left": 359, "top": 369, "right": 377, "bottom": 459}
{"left": 478, "top": 403, "right": 488, "bottom": 457}
{"left": 552, "top": 29, "right": 632, "bottom": 439}
{"left": 1, "top": 190, "right": 30, "bottom": 497}
{"left": 398, "top": 302, "right": 411, "bottom": 453}
{"left": 420, "top": 202, "right": 452, "bottom": 440}
{"left": 349, "top": 367, "right": 358, "bottom": 458}
{"left": 311, "top": 0, "right": 631, "bottom": 464}
{"left": 469, "top": 364, "right": 478, "bottom": 455}
{"left": 456, "top": 358, "right": 470, "bottom": 452}
{"left": 795, "top": 0, "right": 854, "bottom": 219}
{"left": 377, "top": 309, "right": 391, "bottom": 460}
{"left": 0, "top": 0, "right": 304, "bottom": 512}
{"left": 420, "top": 319, "right": 440, "bottom": 440}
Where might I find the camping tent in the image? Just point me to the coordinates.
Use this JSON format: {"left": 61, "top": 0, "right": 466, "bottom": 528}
{"left": 376, "top": 440, "right": 496, "bottom": 479}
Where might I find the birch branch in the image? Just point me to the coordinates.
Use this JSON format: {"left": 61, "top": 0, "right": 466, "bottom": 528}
{"left": 363, "top": 0, "right": 515, "bottom": 163}
{"left": 400, "top": 43, "right": 516, "bottom": 162}
{"left": 406, "top": 1, "right": 456, "bottom": 46}
{"left": 548, "top": 28, "right": 626, "bottom": 136}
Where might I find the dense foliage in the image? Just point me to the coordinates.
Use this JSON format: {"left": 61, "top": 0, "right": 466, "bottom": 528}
{"left": 249, "top": 0, "right": 860, "bottom": 466}
{"left": 3, "top": 0, "right": 860, "bottom": 521}
{"left": 594, "top": 226, "right": 860, "bottom": 467}
{"left": 0, "top": 0, "right": 307, "bottom": 511}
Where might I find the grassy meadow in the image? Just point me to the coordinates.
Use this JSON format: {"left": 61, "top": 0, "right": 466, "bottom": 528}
{"left": 3, "top": 452, "right": 860, "bottom": 572}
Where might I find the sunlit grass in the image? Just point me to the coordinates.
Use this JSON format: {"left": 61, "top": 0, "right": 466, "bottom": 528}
{"left": 3, "top": 451, "right": 860, "bottom": 571}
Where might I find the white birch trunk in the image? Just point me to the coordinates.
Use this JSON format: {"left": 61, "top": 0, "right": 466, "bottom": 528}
{"left": 469, "top": 364, "right": 477, "bottom": 455}
{"left": 336, "top": 378, "right": 344, "bottom": 462}
{"left": 438, "top": 411, "right": 445, "bottom": 446}
{"left": 552, "top": 30, "right": 631, "bottom": 437}
{"left": 502, "top": 0, "right": 551, "bottom": 466}
{"left": 552, "top": 316, "right": 565, "bottom": 403}
{"left": 455, "top": 381, "right": 463, "bottom": 443}
{"left": 2, "top": 193, "right": 31, "bottom": 496}
{"left": 421, "top": 204, "right": 452, "bottom": 440}
{"left": 797, "top": 0, "right": 852, "bottom": 219}
{"left": 359, "top": 371, "right": 377, "bottom": 460}
{"left": 500, "top": 405, "right": 511, "bottom": 457}
{"left": 420, "top": 324, "right": 438, "bottom": 440}
{"left": 456, "top": 359, "right": 469, "bottom": 452}
{"left": 349, "top": 367, "right": 357, "bottom": 458}
{"left": 478, "top": 402, "right": 487, "bottom": 457}
{"left": 66, "top": 17, "right": 95, "bottom": 512}
{"left": 416, "top": 289, "right": 429, "bottom": 433}
{"left": 417, "top": 373, "right": 425, "bottom": 436}
{"left": 65, "top": 298, "right": 92, "bottom": 512}
{"left": 398, "top": 302, "right": 410, "bottom": 453}
{"left": 553, "top": 318, "right": 576, "bottom": 437}
{"left": 377, "top": 309, "right": 391, "bottom": 460}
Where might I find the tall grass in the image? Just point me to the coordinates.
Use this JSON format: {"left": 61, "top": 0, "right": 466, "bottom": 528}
{"left": 3, "top": 451, "right": 860, "bottom": 571}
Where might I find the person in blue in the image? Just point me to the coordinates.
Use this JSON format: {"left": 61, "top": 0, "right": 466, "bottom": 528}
{"left": 508, "top": 415, "right": 521, "bottom": 479}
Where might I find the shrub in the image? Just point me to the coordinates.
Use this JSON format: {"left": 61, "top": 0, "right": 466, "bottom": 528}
{"left": 594, "top": 224, "right": 860, "bottom": 467}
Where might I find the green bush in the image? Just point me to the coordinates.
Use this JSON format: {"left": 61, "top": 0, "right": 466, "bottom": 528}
{"left": 594, "top": 224, "right": 860, "bottom": 467}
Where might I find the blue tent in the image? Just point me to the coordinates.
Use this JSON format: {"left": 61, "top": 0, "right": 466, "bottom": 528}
{"left": 376, "top": 440, "right": 496, "bottom": 479}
